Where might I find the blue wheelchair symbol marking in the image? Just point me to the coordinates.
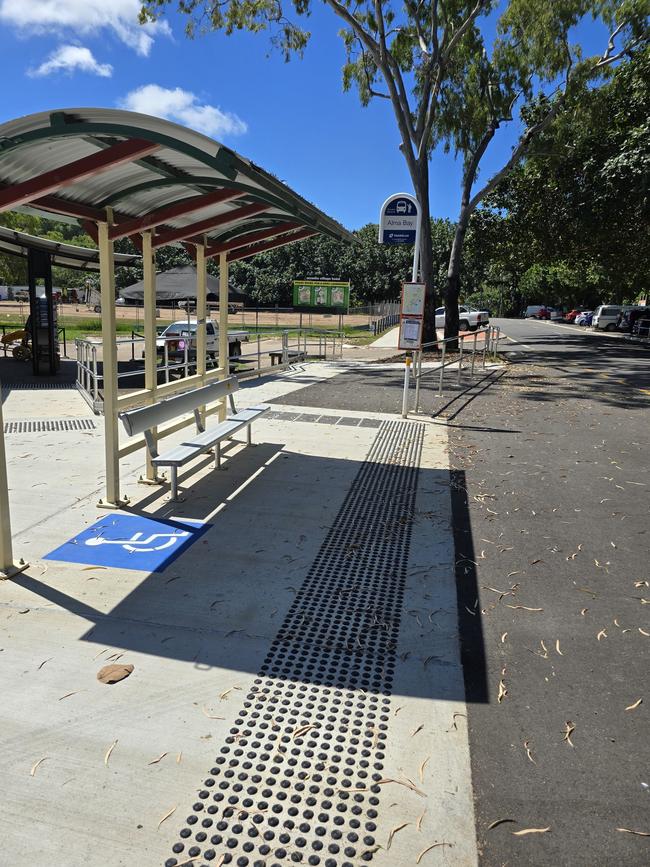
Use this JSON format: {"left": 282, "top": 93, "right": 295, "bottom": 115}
{"left": 45, "top": 513, "right": 209, "bottom": 572}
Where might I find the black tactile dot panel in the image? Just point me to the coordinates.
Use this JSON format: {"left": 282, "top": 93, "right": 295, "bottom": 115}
{"left": 166, "top": 420, "right": 424, "bottom": 866}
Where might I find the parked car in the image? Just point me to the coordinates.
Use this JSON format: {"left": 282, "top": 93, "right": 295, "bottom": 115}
{"left": 153, "top": 318, "right": 249, "bottom": 362}
{"left": 632, "top": 316, "right": 650, "bottom": 338}
{"left": 619, "top": 307, "right": 650, "bottom": 333}
{"left": 566, "top": 308, "right": 587, "bottom": 322}
{"left": 575, "top": 311, "right": 593, "bottom": 326}
{"left": 523, "top": 305, "right": 562, "bottom": 320}
{"left": 434, "top": 304, "right": 490, "bottom": 331}
{"left": 592, "top": 304, "right": 624, "bottom": 331}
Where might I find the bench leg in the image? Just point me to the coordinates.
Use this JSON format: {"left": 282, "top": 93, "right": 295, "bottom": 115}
{"left": 170, "top": 466, "right": 179, "bottom": 501}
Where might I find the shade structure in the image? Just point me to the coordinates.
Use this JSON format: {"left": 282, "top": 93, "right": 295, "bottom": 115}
{"left": 0, "top": 225, "right": 139, "bottom": 271}
{"left": 120, "top": 264, "right": 246, "bottom": 302}
{"left": 0, "top": 108, "right": 354, "bottom": 258}
{"left": 0, "top": 106, "right": 354, "bottom": 510}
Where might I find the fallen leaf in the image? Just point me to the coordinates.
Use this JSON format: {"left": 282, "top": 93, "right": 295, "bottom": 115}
{"left": 30, "top": 757, "right": 48, "bottom": 777}
{"left": 82, "top": 566, "right": 107, "bottom": 571}
{"left": 639, "top": 629, "right": 650, "bottom": 637}
{"left": 97, "top": 664, "right": 134, "bottom": 685}
{"left": 416, "top": 842, "right": 452, "bottom": 862}
{"left": 377, "top": 777, "right": 426, "bottom": 797}
{"left": 37, "top": 658, "right": 53, "bottom": 670}
{"left": 201, "top": 706, "right": 225, "bottom": 719}
{"left": 416, "top": 809, "right": 426, "bottom": 832}
{"left": 104, "top": 739, "right": 118, "bottom": 767}
{"left": 387, "top": 822, "right": 409, "bottom": 850}
{"left": 411, "top": 724, "right": 424, "bottom": 736}
{"left": 500, "top": 632, "right": 508, "bottom": 644}
{"left": 293, "top": 723, "right": 318, "bottom": 741}
{"left": 148, "top": 752, "right": 168, "bottom": 765}
{"left": 488, "top": 818, "right": 517, "bottom": 830}
{"left": 58, "top": 691, "right": 82, "bottom": 701}
{"left": 418, "top": 756, "right": 430, "bottom": 783}
{"left": 176, "top": 752, "right": 182, "bottom": 764}
{"left": 562, "top": 721, "right": 576, "bottom": 747}
{"left": 512, "top": 827, "right": 551, "bottom": 836}
{"left": 625, "top": 699, "right": 643, "bottom": 711}
{"left": 597, "top": 629, "right": 608, "bottom": 641}
{"left": 616, "top": 828, "right": 650, "bottom": 836}
{"left": 157, "top": 805, "right": 176, "bottom": 830}
{"left": 507, "top": 605, "right": 543, "bottom": 612}
{"left": 524, "top": 740, "right": 536, "bottom": 764}
{"left": 555, "top": 640, "right": 563, "bottom": 656}
{"left": 580, "top": 608, "right": 588, "bottom": 616}
{"left": 219, "top": 685, "right": 242, "bottom": 700}
{"left": 498, "top": 679, "right": 508, "bottom": 703}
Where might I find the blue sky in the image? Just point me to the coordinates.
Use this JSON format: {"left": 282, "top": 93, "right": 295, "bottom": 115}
{"left": 0, "top": 1, "right": 612, "bottom": 230}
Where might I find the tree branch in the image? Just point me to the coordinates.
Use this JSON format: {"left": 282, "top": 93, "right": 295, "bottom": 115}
{"left": 442, "top": 0, "right": 488, "bottom": 61}
{"left": 324, "top": 0, "right": 418, "bottom": 170}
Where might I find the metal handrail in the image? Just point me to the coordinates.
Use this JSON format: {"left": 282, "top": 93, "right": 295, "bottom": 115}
{"left": 408, "top": 325, "right": 502, "bottom": 414}
{"left": 75, "top": 326, "right": 346, "bottom": 412}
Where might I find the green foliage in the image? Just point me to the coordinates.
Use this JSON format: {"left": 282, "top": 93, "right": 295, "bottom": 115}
{"left": 485, "top": 47, "right": 650, "bottom": 306}
{"left": 140, "top": 0, "right": 648, "bottom": 339}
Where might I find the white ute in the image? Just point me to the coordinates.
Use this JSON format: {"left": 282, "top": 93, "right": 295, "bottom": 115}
{"left": 435, "top": 304, "right": 490, "bottom": 331}
{"left": 154, "top": 318, "right": 249, "bottom": 362}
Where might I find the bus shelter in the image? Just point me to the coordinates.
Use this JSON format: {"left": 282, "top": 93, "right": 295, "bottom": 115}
{"left": 0, "top": 107, "right": 353, "bottom": 575}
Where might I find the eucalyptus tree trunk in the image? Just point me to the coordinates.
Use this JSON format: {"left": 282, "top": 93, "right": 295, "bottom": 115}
{"left": 444, "top": 206, "right": 471, "bottom": 345}
{"left": 413, "top": 160, "right": 437, "bottom": 344}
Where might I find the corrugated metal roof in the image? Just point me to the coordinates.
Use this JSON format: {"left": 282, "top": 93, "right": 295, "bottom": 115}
{"left": 0, "top": 226, "right": 139, "bottom": 271}
{"left": 0, "top": 108, "right": 354, "bottom": 258}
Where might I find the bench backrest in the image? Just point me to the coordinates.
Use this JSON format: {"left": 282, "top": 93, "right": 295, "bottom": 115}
{"left": 119, "top": 376, "right": 239, "bottom": 437}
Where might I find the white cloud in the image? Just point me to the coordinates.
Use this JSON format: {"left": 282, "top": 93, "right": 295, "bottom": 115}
{"left": 29, "top": 44, "right": 113, "bottom": 78}
{"left": 118, "top": 84, "right": 248, "bottom": 139}
{"left": 0, "top": 0, "right": 171, "bottom": 56}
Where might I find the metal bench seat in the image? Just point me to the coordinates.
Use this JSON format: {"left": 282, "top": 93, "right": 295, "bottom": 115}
{"left": 119, "top": 376, "right": 269, "bottom": 500}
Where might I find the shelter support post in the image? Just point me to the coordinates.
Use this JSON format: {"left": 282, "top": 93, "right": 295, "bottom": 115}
{"left": 218, "top": 252, "right": 228, "bottom": 421}
{"left": 196, "top": 242, "right": 208, "bottom": 422}
{"left": 97, "top": 217, "right": 126, "bottom": 508}
{"left": 141, "top": 230, "right": 161, "bottom": 484}
{"left": 0, "top": 389, "right": 28, "bottom": 579}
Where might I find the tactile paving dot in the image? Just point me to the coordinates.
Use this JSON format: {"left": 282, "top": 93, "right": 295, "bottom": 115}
{"left": 166, "top": 420, "right": 424, "bottom": 866}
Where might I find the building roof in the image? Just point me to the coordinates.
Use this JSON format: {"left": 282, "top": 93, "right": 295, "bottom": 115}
{"left": 0, "top": 109, "right": 354, "bottom": 261}
{"left": 0, "top": 225, "right": 139, "bottom": 271}
{"left": 120, "top": 265, "right": 216, "bottom": 301}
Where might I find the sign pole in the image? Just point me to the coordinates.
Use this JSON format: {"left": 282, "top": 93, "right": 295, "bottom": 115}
{"left": 402, "top": 204, "right": 422, "bottom": 417}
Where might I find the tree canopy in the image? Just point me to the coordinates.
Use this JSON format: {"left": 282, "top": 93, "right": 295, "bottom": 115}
{"left": 141, "top": 0, "right": 648, "bottom": 339}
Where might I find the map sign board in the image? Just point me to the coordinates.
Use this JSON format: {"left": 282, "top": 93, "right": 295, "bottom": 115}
{"left": 378, "top": 193, "right": 420, "bottom": 245}
{"left": 293, "top": 279, "right": 350, "bottom": 311}
{"left": 398, "top": 282, "right": 426, "bottom": 350}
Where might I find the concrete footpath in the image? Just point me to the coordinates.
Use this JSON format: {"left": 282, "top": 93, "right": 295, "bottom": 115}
{"left": 0, "top": 362, "right": 477, "bottom": 867}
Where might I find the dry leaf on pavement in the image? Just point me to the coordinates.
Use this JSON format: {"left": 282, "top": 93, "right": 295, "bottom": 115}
{"left": 97, "top": 664, "right": 134, "bottom": 684}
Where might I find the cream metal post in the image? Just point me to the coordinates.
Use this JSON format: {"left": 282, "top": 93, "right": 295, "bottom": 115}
{"left": 0, "top": 387, "right": 27, "bottom": 578}
{"left": 218, "top": 252, "right": 229, "bottom": 420}
{"left": 97, "top": 216, "right": 125, "bottom": 508}
{"left": 196, "top": 242, "right": 208, "bottom": 422}
{"left": 142, "top": 230, "right": 159, "bottom": 483}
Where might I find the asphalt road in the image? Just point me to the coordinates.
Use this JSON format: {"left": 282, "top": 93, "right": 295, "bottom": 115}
{"left": 446, "top": 319, "right": 650, "bottom": 865}
{"left": 493, "top": 317, "right": 650, "bottom": 395}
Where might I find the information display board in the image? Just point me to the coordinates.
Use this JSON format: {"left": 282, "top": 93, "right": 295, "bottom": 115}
{"left": 293, "top": 279, "right": 350, "bottom": 311}
{"left": 398, "top": 282, "right": 426, "bottom": 350}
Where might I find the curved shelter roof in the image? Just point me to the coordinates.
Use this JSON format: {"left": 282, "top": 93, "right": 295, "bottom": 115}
{"left": 0, "top": 108, "right": 354, "bottom": 260}
{"left": 0, "top": 225, "right": 139, "bottom": 271}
